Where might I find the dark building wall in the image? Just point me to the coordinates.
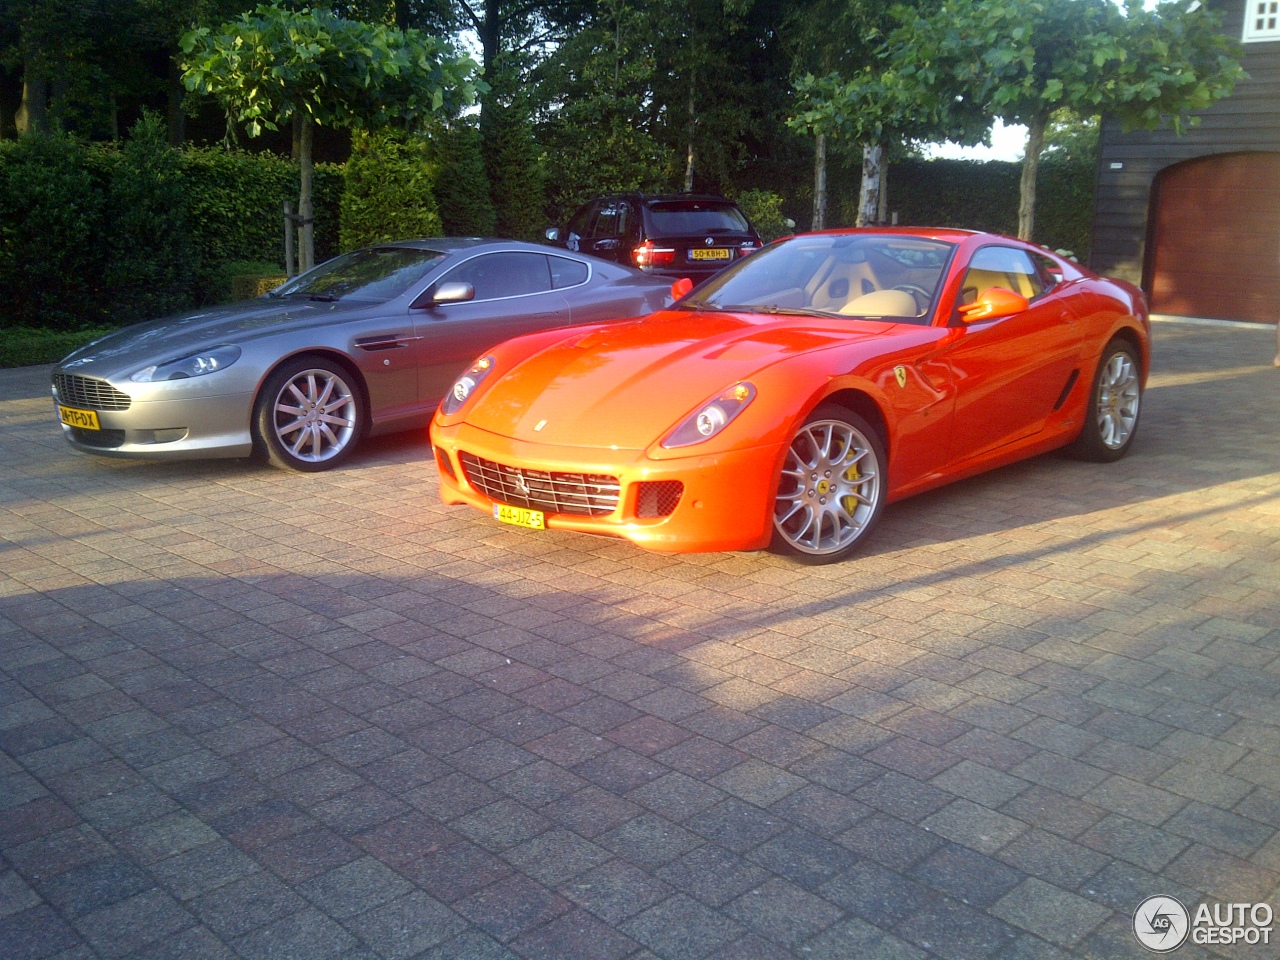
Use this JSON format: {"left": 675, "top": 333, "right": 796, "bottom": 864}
{"left": 1090, "top": 0, "right": 1280, "bottom": 284}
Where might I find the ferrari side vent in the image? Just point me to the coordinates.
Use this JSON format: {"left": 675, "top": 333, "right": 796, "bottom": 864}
{"left": 53, "top": 374, "right": 131, "bottom": 411}
{"left": 460, "top": 452, "right": 620, "bottom": 517}
{"left": 635, "top": 481, "right": 683, "bottom": 518}
{"left": 1053, "top": 369, "right": 1081, "bottom": 410}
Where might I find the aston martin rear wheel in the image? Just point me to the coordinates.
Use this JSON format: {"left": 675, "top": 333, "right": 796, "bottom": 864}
{"left": 770, "top": 406, "right": 886, "bottom": 564}
{"left": 255, "top": 356, "right": 363, "bottom": 472}
{"left": 1070, "top": 340, "right": 1141, "bottom": 462}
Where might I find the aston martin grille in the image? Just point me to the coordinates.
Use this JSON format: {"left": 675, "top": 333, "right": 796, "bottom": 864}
{"left": 460, "top": 453, "right": 620, "bottom": 517}
{"left": 53, "top": 374, "right": 131, "bottom": 411}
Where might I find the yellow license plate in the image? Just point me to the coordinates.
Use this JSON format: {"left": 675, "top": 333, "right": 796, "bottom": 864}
{"left": 494, "top": 504, "right": 545, "bottom": 530}
{"left": 58, "top": 405, "right": 100, "bottom": 430}
{"left": 690, "top": 248, "right": 730, "bottom": 261}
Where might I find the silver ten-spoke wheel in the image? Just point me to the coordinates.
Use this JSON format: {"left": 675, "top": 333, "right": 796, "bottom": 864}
{"left": 1096, "top": 350, "right": 1139, "bottom": 449}
{"left": 255, "top": 357, "right": 363, "bottom": 471}
{"left": 1071, "top": 340, "right": 1141, "bottom": 462}
{"left": 771, "top": 407, "right": 886, "bottom": 563}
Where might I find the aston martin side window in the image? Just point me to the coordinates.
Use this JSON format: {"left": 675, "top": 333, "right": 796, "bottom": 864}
{"left": 549, "top": 256, "right": 589, "bottom": 289}
{"left": 441, "top": 253, "right": 554, "bottom": 301}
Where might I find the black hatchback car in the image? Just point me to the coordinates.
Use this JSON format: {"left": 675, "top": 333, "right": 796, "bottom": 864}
{"left": 547, "top": 194, "right": 762, "bottom": 284}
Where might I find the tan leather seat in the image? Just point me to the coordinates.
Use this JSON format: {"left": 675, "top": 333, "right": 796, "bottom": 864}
{"left": 839, "top": 289, "right": 918, "bottom": 316}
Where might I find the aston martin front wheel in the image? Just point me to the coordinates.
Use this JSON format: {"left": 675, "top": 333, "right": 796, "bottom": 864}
{"left": 770, "top": 406, "right": 886, "bottom": 564}
{"left": 1070, "top": 340, "right": 1141, "bottom": 462}
{"left": 254, "top": 357, "right": 363, "bottom": 472}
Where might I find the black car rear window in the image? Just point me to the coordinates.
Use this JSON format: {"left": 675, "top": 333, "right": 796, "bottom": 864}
{"left": 647, "top": 202, "right": 750, "bottom": 236}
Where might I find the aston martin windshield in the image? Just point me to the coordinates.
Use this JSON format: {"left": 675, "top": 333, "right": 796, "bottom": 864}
{"left": 273, "top": 247, "right": 447, "bottom": 302}
{"left": 685, "top": 234, "right": 956, "bottom": 321}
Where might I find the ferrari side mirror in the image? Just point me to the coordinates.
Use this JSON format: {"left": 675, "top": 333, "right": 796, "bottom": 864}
{"left": 957, "top": 287, "right": 1028, "bottom": 322}
{"left": 671, "top": 277, "right": 694, "bottom": 300}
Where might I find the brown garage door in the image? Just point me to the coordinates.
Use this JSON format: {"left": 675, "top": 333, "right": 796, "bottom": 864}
{"left": 1146, "top": 151, "right": 1280, "bottom": 323}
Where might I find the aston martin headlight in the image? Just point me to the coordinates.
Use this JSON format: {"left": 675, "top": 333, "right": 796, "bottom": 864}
{"left": 440, "top": 355, "right": 495, "bottom": 415}
{"left": 130, "top": 345, "right": 241, "bottom": 383}
{"left": 661, "top": 382, "right": 756, "bottom": 449}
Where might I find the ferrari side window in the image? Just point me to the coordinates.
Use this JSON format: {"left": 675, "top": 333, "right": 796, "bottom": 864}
{"left": 962, "top": 246, "right": 1044, "bottom": 303}
{"left": 442, "top": 253, "right": 554, "bottom": 301}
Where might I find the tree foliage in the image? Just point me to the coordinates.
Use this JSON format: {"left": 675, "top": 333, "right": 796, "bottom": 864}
{"left": 179, "top": 2, "right": 481, "bottom": 267}
{"left": 885, "top": 0, "right": 1244, "bottom": 239}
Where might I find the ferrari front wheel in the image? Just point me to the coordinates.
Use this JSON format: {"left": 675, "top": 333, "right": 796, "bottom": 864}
{"left": 1071, "top": 340, "right": 1141, "bottom": 462}
{"left": 770, "top": 406, "right": 886, "bottom": 564}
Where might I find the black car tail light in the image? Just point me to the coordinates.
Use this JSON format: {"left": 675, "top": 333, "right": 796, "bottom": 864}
{"left": 633, "top": 241, "right": 675, "bottom": 269}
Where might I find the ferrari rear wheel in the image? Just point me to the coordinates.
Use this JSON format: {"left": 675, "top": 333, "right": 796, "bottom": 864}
{"left": 770, "top": 406, "right": 886, "bottom": 564}
{"left": 254, "top": 356, "right": 363, "bottom": 472}
{"left": 1071, "top": 340, "right": 1141, "bottom": 462}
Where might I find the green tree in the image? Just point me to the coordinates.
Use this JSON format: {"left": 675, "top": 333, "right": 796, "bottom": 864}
{"left": 886, "top": 0, "right": 1244, "bottom": 240}
{"left": 180, "top": 2, "right": 481, "bottom": 269}
{"left": 534, "top": 0, "right": 672, "bottom": 219}
{"left": 789, "top": 66, "right": 983, "bottom": 227}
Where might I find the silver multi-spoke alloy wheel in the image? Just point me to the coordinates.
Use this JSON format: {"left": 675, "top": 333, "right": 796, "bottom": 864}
{"left": 1072, "top": 340, "right": 1141, "bottom": 462}
{"left": 1095, "top": 349, "right": 1140, "bottom": 450}
{"left": 771, "top": 407, "right": 886, "bottom": 563}
{"left": 255, "top": 358, "right": 363, "bottom": 471}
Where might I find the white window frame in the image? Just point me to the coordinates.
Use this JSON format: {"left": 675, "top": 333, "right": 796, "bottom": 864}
{"left": 1243, "top": 0, "right": 1280, "bottom": 42}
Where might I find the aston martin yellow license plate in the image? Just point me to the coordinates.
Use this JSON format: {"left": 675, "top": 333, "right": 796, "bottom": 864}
{"left": 494, "top": 504, "right": 545, "bottom": 529}
{"left": 690, "top": 248, "right": 730, "bottom": 261}
{"left": 58, "top": 405, "right": 100, "bottom": 430}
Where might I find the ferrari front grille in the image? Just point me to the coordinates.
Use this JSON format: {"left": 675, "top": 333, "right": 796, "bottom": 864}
{"left": 460, "top": 452, "right": 620, "bottom": 517}
{"left": 53, "top": 374, "right": 131, "bottom": 411}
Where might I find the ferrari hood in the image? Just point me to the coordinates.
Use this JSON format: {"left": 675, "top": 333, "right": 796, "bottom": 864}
{"left": 56, "top": 298, "right": 372, "bottom": 380}
{"left": 465, "top": 309, "right": 888, "bottom": 449}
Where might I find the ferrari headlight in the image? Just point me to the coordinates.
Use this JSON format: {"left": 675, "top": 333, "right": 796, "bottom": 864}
{"left": 440, "top": 355, "right": 495, "bottom": 415}
{"left": 130, "top": 345, "right": 241, "bottom": 382}
{"left": 662, "top": 382, "right": 756, "bottom": 449}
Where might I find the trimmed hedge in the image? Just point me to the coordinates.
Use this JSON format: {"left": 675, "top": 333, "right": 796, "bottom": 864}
{"left": 181, "top": 147, "right": 342, "bottom": 288}
{"left": 889, "top": 154, "right": 1094, "bottom": 259}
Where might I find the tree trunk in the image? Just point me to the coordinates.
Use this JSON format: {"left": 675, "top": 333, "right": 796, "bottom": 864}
{"left": 1018, "top": 112, "right": 1047, "bottom": 241}
{"left": 167, "top": 58, "right": 186, "bottom": 146}
{"left": 811, "top": 133, "right": 827, "bottom": 230}
{"left": 15, "top": 63, "right": 49, "bottom": 138}
{"left": 878, "top": 156, "right": 890, "bottom": 224}
{"left": 684, "top": 78, "right": 696, "bottom": 192}
{"left": 857, "top": 142, "right": 884, "bottom": 227}
{"left": 299, "top": 115, "right": 315, "bottom": 272}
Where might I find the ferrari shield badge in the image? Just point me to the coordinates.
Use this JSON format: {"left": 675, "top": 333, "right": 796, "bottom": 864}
{"left": 894, "top": 365, "right": 908, "bottom": 389}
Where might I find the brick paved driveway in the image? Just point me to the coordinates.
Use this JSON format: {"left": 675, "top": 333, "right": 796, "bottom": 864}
{"left": 2, "top": 319, "right": 1278, "bottom": 960}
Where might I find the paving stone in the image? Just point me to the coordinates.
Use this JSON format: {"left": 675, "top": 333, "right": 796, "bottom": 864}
{"left": 990, "top": 877, "right": 1110, "bottom": 948}
{"left": 722, "top": 877, "right": 843, "bottom": 947}
{"left": 562, "top": 859, "right": 673, "bottom": 923}
{"left": 343, "top": 891, "right": 466, "bottom": 958}
{"left": 2, "top": 323, "right": 1278, "bottom": 960}
{"left": 621, "top": 894, "right": 746, "bottom": 959}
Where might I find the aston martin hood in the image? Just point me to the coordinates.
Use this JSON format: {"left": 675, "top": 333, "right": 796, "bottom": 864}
{"left": 465, "top": 310, "right": 885, "bottom": 449}
{"left": 56, "top": 299, "right": 370, "bottom": 380}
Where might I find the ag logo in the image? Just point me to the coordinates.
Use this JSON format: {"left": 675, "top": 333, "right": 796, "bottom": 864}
{"left": 894, "top": 365, "right": 908, "bottom": 389}
{"left": 1133, "top": 896, "right": 1190, "bottom": 952}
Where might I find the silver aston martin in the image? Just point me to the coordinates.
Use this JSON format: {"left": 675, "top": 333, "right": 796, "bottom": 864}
{"left": 51, "top": 239, "right": 673, "bottom": 471}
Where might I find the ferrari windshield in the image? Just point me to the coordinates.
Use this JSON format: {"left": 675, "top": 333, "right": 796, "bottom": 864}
{"left": 684, "top": 234, "right": 955, "bottom": 322}
{"left": 273, "top": 247, "right": 446, "bottom": 302}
